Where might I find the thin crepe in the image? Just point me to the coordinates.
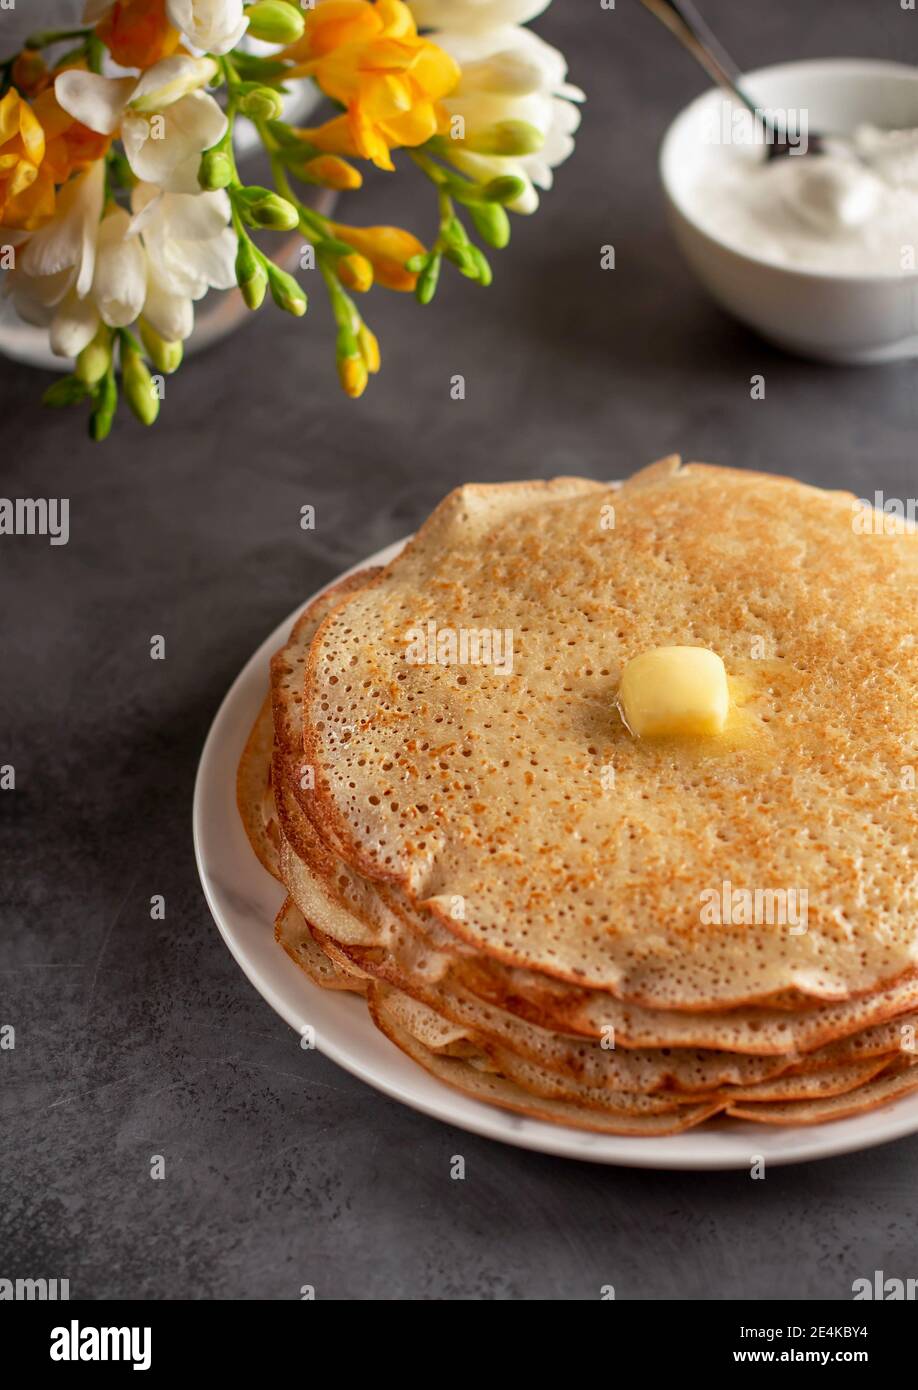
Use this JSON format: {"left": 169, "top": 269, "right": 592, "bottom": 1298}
{"left": 302, "top": 463, "right": 918, "bottom": 1007}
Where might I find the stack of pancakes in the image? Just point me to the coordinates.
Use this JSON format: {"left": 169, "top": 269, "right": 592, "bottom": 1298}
{"left": 238, "top": 459, "right": 918, "bottom": 1134}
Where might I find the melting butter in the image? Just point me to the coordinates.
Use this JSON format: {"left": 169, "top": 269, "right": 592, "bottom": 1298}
{"left": 618, "top": 646, "right": 729, "bottom": 739}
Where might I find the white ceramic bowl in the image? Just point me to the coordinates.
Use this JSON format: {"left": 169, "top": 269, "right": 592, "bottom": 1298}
{"left": 660, "top": 59, "right": 918, "bottom": 364}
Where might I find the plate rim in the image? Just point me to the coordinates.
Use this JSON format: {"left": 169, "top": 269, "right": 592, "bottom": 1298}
{"left": 193, "top": 538, "right": 918, "bottom": 1170}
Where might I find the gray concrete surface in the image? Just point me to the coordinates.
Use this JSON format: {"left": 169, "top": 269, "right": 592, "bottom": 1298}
{"left": 3, "top": 0, "right": 918, "bottom": 1299}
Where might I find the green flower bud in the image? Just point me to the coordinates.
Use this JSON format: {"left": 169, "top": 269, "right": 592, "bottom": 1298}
{"left": 236, "top": 185, "right": 300, "bottom": 231}
{"left": 235, "top": 236, "right": 269, "bottom": 310}
{"left": 75, "top": 326, "right": 112, "bottom": 385}
{"left": 232, "top": 52, "right": 288, "bottom": 84}
{"left": 139, "top": 319, "right": 183, "bottom": 375}
{"left": 336, "top": 325, "right": 359, "bottom": 361}
{"left": 468, "top": 200, "right": 510, "bottom": 249}
{"left": 440, "top": 215, "right": 470, "bottom": 255}
{"left": 466, "top": 245, "right": 493, "bottom": 286}
{"left": 245, "top": 0, "right": 306, "bottom": 45}
{"left": 89, "top": 372, "right": 118, "bottom": 442}
{"left": 42, "top": 375, "right": 91, "bottom": 408}
{"left": 463, "top": 121, "right": 544, "bottom": 157}
{"left": 238, "top": 84, "right": 285, "bottom": 123}
{"left": 199, "top": 147, "right": 233, "bottom": 191}
{"left": 122, "top": 345, "right": 160, "bottom": 427}
{"left": 317, "top": 235, "right": 359, "bottom": 258}
{"left": 482, "top": 175, "right": 527, "bottom": 205}
{"left": 415, "top": 252, "right": 441, "bottom": 306}
{"left": 266, "top": 119, "right": 304, "bottom": 148}
{"left": 243, "top": 261, "right": 270, "bottom": 309}
{"left": 443, "top": 241, "right": 479, "bottom": 279}
{"left": 266, "top": 262, "right": 307, "bottom": 317}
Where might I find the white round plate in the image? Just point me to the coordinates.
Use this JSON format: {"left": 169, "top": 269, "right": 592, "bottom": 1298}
{"left": 194, "top": 541, "right": 918, "bottom": 1169}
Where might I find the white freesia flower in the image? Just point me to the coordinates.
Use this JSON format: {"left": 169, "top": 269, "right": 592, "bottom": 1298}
{"left": 11, "top": 169, "right": 236, "bottom": 356}
{"left": 92, "top": 207, "right": 149, "bottom": 327}
{"left": 14, "top": 199, "right": 146, "bottom": 354}
{"left": 410, "top": 0, "right": 551, "bottom": 30}
{"left": 83, "top": 0, "right": 248, "bottom": 52}
{"left": 130, "top": 182, "right": 237, "bottom": 342}
{"left": 13, "top": 161, "right": 106, "bottom": 356}
{"left": 55, "top": 56, "right": 227, "bottom": 195}
{"left": 435, "top": 25, "right": 583, "bottom": 212}
{"left": 166, "top": 0, "right": 249, "bottom": 56}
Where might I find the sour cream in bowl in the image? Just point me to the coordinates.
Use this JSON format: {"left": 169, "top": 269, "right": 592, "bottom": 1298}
{"left": 660, "top": 60, "right": 918, "bottom": 363}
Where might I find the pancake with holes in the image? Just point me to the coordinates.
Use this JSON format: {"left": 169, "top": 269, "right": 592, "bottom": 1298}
{"left": 301, "top": 461, "right": 918, "bottom": 1008}
{"left": 236, "top": 461, "right": 918, "bottom": 1134}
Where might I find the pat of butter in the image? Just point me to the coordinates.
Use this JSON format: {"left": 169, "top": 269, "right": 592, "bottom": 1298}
{"left": 618, "top": 646, "right": 729, "bottom": 739}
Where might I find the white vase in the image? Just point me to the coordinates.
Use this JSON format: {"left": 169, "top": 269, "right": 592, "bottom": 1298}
{"left": 0, "top": 0, "right": 328, "bottom": 369}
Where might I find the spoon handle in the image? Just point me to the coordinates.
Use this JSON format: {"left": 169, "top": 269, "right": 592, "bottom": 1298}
{"left": 636, "top": 0, "right": 759, "bottom": 118}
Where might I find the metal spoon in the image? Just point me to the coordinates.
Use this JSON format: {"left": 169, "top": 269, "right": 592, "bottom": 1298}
{"left": 637, "top": 0, "right": 828, "bottom": 157}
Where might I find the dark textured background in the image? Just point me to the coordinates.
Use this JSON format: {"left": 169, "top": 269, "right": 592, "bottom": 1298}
{"left": 3, "top": 0, "right": 918, "bottom": 1300}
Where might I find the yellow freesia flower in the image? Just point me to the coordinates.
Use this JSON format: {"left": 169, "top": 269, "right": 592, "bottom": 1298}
{"left": 338, "top": 351, "right": 369, "bottom": 399}
{"left": 96, "top": 0, "right": 180, "bottom": 72}
{"left": 358, "top": 323, "right": 381, "bottom": 373}
{"left": 33, "top": 90, "right": 112, "bottom": 185}
{"left": 330, "top": 220, "right": 426, "bottom": 291}
{"left": 302, "top": 153, "right": 363, "bottom": 190}
{"left": 286, "top": 0, "right": 460, "bottom": 172}
{"left": 337, "top": 252, "right": 374, "bottom": 292}
{"left": 0, "top": 82, "right": 111, "bottom": 232}
{"left": 0, "top": 90, "right": 50, "bottom": 231}
{"left": 11, "top": 51, "right": 51, "bottom": 99}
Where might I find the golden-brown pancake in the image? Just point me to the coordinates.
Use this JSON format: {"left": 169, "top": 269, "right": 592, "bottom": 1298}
{"left": 274, "top": 897, "right": 367, "bottom": 994}
{"left": 236, "top": 694, "right": 283, "bottom": 881}
{"left": 236, "top": 464, "right": 918, "bottom": 1135}
{"left": 302, "top": 462, "right": 918, "bottom": 1007}
{"left": 368, "top": 988, "right": 724, "bottom": 1136}
{"left": 725, "top": 1062, "right": 918, "bottom": 1126}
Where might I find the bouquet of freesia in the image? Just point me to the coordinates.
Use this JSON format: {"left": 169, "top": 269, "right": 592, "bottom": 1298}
{"left": 0, "top": 0, "right": 582, "bottom": 436}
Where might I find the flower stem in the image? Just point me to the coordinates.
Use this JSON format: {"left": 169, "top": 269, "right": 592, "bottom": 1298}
{"left": 411, "top": 149, "right": 462, "bottom": 249}
{"left": 262, "top": 134, "right": 332, "bottom": 247}
{"left": 86, "top": 33, "right": 105, "bottom": 75}
{"left": 409, "top": 149, "right": 496, "bottom": 292}
{"left": 218, "top": 52, "right": 241, "bottom": 97}
{"left": 409, "top": 148, "right": 450, "bottom": 187}
{"left": 24, "top": 27, "right": 91, "bottom": 50}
